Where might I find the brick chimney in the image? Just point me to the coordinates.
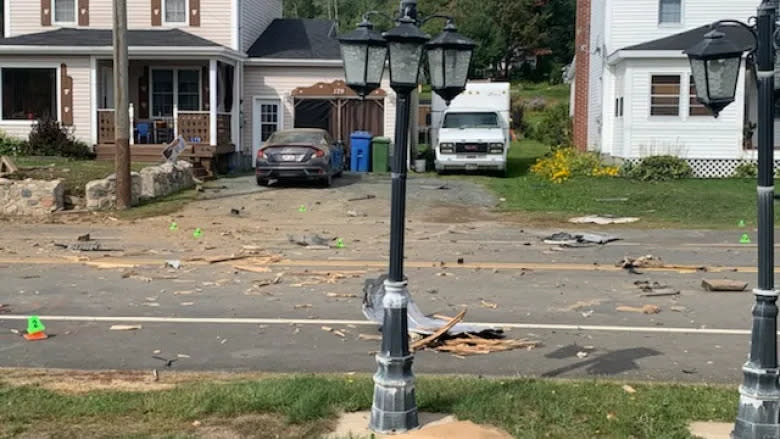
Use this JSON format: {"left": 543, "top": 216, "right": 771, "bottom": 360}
{"left": 573, "top": 0, "right": 591, "bottom": 151}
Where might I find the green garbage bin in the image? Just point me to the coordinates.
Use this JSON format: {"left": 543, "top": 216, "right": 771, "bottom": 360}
{"left": 371, "top": 136, "right": 391, "bottom": 172}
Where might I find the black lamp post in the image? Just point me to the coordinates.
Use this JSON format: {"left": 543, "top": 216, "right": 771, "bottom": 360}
{"left": 338, "top": 0, "right": 474, "bottom": 434}
{"left": 686, "top": 2, "right": 779, "bottom": 437}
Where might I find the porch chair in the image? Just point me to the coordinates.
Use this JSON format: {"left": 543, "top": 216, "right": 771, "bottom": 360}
{"left": 135, "top": 122, "right": 152, "bottom": 144}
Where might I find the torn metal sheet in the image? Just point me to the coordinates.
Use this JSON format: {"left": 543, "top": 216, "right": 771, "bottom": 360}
{"left": 362, "top": 276, "right": 502, "bottom": 336}
{"left": 543, "top": 232, "right": 620, "bottom": 246}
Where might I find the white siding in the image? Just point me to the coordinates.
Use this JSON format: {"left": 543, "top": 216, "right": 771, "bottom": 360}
{"left": 240, "top": 0, "right": 281, "bottom": 52}
{"left": 9, "top": 0, "right": 234, "bottom": 47}
{"left": 243, "top": 65, "right": 396, "bottom": 154}
{"left": 618, "top": 58, "right": 745, "bottom": 159}
{"left": 607, "top": 0, "right": 758, "bottom": 53}
{"left": 0, "top": 56, "right": 92, "bottom": 144}
{"left": 587, "top": 0, "right": 606, "bottom": 150}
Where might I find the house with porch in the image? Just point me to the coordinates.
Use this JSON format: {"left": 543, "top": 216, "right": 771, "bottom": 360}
{"left": 0, "top": 0, "right": 395, "bottom": 174}
{"left": 573, "top": 0, "right": 775, "bottom": 177}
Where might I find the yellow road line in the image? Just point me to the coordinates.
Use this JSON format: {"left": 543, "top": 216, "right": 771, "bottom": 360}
{"left": 0, "top": 256, "right": 758, "bottom": 273}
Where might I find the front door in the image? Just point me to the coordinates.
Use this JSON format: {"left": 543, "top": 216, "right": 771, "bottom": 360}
{"left": 253, "top": 98, "right": 282, "bottom": 166}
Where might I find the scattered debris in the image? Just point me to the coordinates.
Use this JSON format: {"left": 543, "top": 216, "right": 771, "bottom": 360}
{"left": 347, "top": 194, "right": 376, "bottom": 202}
{"left": 289, "top": 234, "right": 331, "bottom": 247}
{"left": 152, "top": 356, "right": 178, "bottom": 367}
{"left": 254, "top": 273, "right": 284, "bottom": 288}
{"left": 634, "top": 281, "right": 680, "bottom": 297}
{"left": 670, "top": 306, "right": 687, "bottom": 312}
{"left": 230, "top": 208, "right": 240, "bottom": 216}
{"left": 701, "top": 279, "right": 749, "bottom": 292}
{"left": 596, "top": 197, "right": 629, "bottom": 202}
{"left": 617, "top": 255, "right": 664, "bottom": 271}
{"left": 0, "top": 304, "right": 9, "bottom": 314}
{"left": 206, "top": 254, "right": 251, "bottom": 264}
{"left": 177, "top": 354, "right": 191, "bottom": 359}
{"left": 435, "top": 337, "right": 541, "bottom": 356}
{"left": 347, "top": 210, "right": 367, "bottom": 217}
{"left": 576, "top": 351, "right": 589, "bottom": 359}
{"left": 321, "top": 326, "right": 346, "bottom": 337}
{"left": 0, "top": 155, "right": 18, "bottom": 176}
{"left": 581, "top": 310, "right": 594, "bottom": 318}
{"left": 480, "top": 300, "right": 498, "bottom": 309}
{"left": 165, "top": 260, "right": 182, "bottom": 270}
{"left": 110, "top": 325, "right": 142, "bottom": 331}
{"left": 173, "top": 290, "right": 195, "bottom": 296}
{"left": 544, "top": 232, "right": 620, "bottom": 246}
{"left": 411, "top": 310, "right": 468, "bottom": 351}
{"left": 363, "top": 276, "right": 502, "bottom": 336}
{"left": 622, "top": 384, "right": 637, "bottom": 394}
{"left": 294, "top": 304, "right": 313, "bottom": 309}
{"left": 326, "top": 292, "right": 358, "bottom": 298}
{"left": 682, "top": 368, "right": 698, "bottom": 374}
{"left": 77, "top": 233, "right": 91, "bottom": 242}
{"left": 54, "top": 242, "right": 123, "bottom": 252}
{"left": 616, "top": 305, "right": 661, "bottom": 314}
{"left": 569, "top": 215, "right": 640, "bottom": 225}
{"left": 359, "top": 333, "right": 382, "bottom": 341}
{"left": 233, "top": 265, "right": 271, "bottom": 273}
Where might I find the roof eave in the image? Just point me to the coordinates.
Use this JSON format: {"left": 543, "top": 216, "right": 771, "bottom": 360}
{"left": 0, "top": 45, "right": 246, "bottom": 60}
{"left": 607, "top": 49, "right": 688, "bottom": 65}
{"left": 245, "top": 57, "right": 342, "bottom": 67}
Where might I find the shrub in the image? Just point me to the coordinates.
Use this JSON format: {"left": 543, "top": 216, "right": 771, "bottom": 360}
{"left": 531, "top": 148, "right": 619, "bottom": 183}
{"left": 628, "top": 155, "right": 693, "bottom": 181}
{"left": 530, "top": 103, "right": 572, "bottom": 149}
{"left": 23, "top": 118, "right": 93, "bottom": 159}
{"left": 0, "top": 129, "right": 25, "bottom": 156}
{"left": 733, "top": 161, "right": 758, "bottom": 178}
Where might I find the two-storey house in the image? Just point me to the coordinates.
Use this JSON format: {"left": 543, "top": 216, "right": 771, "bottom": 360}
{"left": 0, "top": 1, "right": 396, "bottom": 170}
{"left": 574, "top": 0, "right": 764, "bottom": 177}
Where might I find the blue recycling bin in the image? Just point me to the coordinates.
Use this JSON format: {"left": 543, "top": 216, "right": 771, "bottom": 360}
{"left": 350, "top": 131, "right": 372, "bottom": 172}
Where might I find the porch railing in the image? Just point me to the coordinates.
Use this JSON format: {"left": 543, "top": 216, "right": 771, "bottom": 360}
{"left": 97, "top": 110, "right": 232, "bottom": 146}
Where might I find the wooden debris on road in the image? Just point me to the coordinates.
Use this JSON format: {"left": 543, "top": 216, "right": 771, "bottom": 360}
{"left": 358, "top": 333, "right": 382, "bottom": 341}
{"left": 616, "top": 304, "right": 661, "bottom": 314}
{"left": 321, "top": 326, "right": 346, "bottom": 337}
{"left": 702, "top": 279, "right": 749, "bottom": 292}
{"left": 207, "top": 254, "right": 251, "bottom": 264}
{"left": 326, "top": 292, "right": 359, "bottom": 298}
{"left": 110, "top": 325, "right": 142, "bottom": 331}
{"left": 436, "top": 337, "right": 541, "bottom": 356}
{"left": 234, "top": 265, "right": 271, "bottom": 273}
{"left": 411, "top": 309, "right": 467, "bottom": 352}
{"left": 639, "top": 289, "right": 680, "bottom": 298}
{"left": 480, "top": 300, "right": 498, "bottom": 309}
{"left": 617, "top": 255, "right": 664, "bottom": 269}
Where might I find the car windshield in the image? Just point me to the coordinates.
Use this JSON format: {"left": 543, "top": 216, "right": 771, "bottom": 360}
{"left": 267, "top": 131, "right": 326, "bottom": 146}
{"left": 443, "top": 112, "right": 499, "bottom": 129}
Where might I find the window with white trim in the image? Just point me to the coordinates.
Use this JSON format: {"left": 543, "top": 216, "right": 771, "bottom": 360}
{"left": 164, "top": 0, "right": 187, "bottom": 24}
{"left": 659, "top": 0, "right": 682, "bottom": 24}
{"left": 1, "top": 68, "right": 57, "bottom": 121}
{"left": 650, "top": 75, "right": 681, "bottom": 116}
{"left": 689, "top": 75, "right": 711, "bottom": 116}
{"left": 53, "top": 0, "right": 76, "bottom": 23}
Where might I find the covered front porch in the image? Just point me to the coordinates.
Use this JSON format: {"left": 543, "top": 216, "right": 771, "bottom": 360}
{"left": 93, "top": 57, "right": 239, "bottom": 174}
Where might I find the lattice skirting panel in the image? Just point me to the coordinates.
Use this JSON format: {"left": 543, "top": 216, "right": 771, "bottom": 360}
{"left": 622, "top": 158, "right": 780, "bottom": 178}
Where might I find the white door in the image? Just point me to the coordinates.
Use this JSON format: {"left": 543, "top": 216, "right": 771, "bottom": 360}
{"left": 253, "top": 98, "right": 282, "bottom": 166}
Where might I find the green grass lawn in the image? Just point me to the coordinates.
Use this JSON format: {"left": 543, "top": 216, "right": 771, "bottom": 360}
{"left": 0, "top": 373, "right": 737, "bottom": 439}
{"left": 513, "top": 82, "right": 571, "bottom": 105}
{"left": 457, "top": 140, "right": 767, "bottom": 229}
{"left": 10, "top": 157, "right": 146, "bottom": 198}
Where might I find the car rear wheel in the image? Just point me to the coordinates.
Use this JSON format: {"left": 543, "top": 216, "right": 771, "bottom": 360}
{"left": 320, "top": 174, "right": 333, "bottom": 187}
{"left": 257, "top": 177, "right": 269, "bottom": 186}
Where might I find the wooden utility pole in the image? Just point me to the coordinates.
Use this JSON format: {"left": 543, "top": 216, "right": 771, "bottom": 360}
{"left": 113, "top": 0, "right": 131, "bottom": 208}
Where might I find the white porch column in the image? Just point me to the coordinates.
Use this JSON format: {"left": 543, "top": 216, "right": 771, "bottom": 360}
{"left": 173, "top": 103, "right": 179, "bottom": 138}
{"left": 231, "top": 62, "right": 240, "bottom": 151}
{"left": 89, "top": 56, "right": 98, "bottom": 146}
{"left": 129, "top": 103, "right": 134, "bottom": 145}
{"left": 209, "top": 58, "right": 217, "bottom": 146}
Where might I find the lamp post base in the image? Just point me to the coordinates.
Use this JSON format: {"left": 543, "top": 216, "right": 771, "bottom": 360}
{"left": 370, "top": 279, "right": 419, "bottom": 434}
{"left": 733, "top": 366, "right": 780, "bottom": 439}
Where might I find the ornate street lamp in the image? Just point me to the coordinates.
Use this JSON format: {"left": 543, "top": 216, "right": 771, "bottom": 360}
{"left": 338, "top": 18, "right": 388, "bottom": 98}
{"left": 685, "top": 28, "right": 745, "bottom": 117}
{"left": 426, "top": 21, "right": 476, "bottom": 105}
{"left": 686, "top": 3, "right": 780, "bottom": 438}
{"left": 338, "top": 0, "right": 474, "bottom": 434}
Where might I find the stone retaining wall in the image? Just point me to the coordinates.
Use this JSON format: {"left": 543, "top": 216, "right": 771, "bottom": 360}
{"left": 0, "top": 178, "right": 64, "bottom": 215}
{"left": 86, "top": 161, "right": 194, "bottom": 210}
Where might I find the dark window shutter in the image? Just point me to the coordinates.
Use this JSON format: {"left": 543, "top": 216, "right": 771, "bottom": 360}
{"left": 151, "top": 0, "right": 161, "bottom": 26}
{"left": 61, "top": 64, "right": 74, "bottom": 126}
{"left": 189, "top": 0, "right": 200, "bottom": 26}
{"left": 78, "top": 0, "right": 89, "bottom": 26}
{"left": 41, "top": 0, "right": 51, "bottom": 26}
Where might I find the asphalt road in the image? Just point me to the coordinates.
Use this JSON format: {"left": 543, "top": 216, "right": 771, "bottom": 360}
{"left": 0, "top": 174, "right": 772, "bottom": 384}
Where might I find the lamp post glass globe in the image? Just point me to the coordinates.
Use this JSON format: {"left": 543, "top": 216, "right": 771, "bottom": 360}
{"left": 338, "top": 19, "right": 388, "bottom": 97}
{"left": 685, "top": 28, "right": 745, "bottom": 116}
{"left": 426, "top": 22, "right": 476, "bottom": 104}
{"left": 383, "top": 17, "right": 430, "bottom": 91}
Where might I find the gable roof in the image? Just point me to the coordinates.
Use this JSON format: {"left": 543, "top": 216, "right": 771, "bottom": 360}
{"left": 0, "top": 28, "right": 223, "bottom": 47}
{"left": 247, "top": 18, "right": 340, "bottom": 59}
{"left": 622, "top": 24, "right": 755, "bottom": 52}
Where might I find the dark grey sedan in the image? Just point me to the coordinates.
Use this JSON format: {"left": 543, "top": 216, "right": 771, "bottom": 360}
{"left": 255, "top": 129, "right": 346, "bottom": 187}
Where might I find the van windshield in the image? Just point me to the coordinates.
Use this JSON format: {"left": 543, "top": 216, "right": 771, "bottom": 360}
{"left": 443, "top": 112, "right": 499, "bottom": 129}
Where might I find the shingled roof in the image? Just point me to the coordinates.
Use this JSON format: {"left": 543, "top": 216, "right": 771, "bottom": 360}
{"left": 623, "top": 24, "right": 755, "bottom": 52}
{"left": 0, "top": 28, "right": 222, "bottom": 47}
{"left": 247, "top": 18, "right": 340, "bottom": 59}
